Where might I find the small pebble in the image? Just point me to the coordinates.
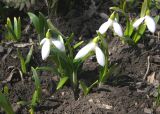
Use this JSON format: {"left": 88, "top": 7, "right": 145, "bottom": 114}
{"left": 144, "top": 108, "right": 153, "bottom": 114}
{"left": 137, "top": 44, "right": 144, "bottom": 48}
{"left": 156, "top": 106, "right": 160, "bottom": 113}
{"left": 0, "top": 45, "right": 4, "bottom": 53}
{"left": 148, "top": 39, "right": 154, "bottom": 46}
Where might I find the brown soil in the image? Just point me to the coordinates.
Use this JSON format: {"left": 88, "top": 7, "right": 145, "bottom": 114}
{"left": 0, "top": 0, "right": 160, "bottom": 114}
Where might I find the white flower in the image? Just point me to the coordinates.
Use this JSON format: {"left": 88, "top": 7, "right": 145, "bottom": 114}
{"left": 133, "top": 15, "right": 156, "bottom": 33}
{"left": 40, "top": 38, "right": 65, "bottom": 60}
{"left": 99, "top": 18, "right": 123, "bottom": 37}
{"left": 75, "top": 42, "right": 105, "bottom": 66}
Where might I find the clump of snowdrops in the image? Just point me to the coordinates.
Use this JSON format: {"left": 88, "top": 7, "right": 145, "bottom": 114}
{"left": 38, "top": 0, "right": 158, "bottom": 95}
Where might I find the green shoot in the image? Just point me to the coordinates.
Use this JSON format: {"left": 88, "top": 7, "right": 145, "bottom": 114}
{"left": 5, "top": 17, "right": 21, "bottom": 41}
{"left": 17, "top": 45, "right": 33, "bottom": 74}
{"left": 0, "top": 92, "right": 14, "bottom": 114}
{"left": 30, "top": 67, "right": 41, "bottom": 113}
{"left": 28, "top": 12, "right": 48, "bottom": 42}
{"left": 79, "top": 80, "right": 98, "bottom": 96}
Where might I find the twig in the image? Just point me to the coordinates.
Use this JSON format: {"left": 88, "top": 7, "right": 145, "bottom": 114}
{"left": 143, "top": 56, "right": 150, "bottom": 80}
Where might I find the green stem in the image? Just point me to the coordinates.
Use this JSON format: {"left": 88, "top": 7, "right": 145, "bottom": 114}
{"left": 72, "top": 71, "right": 77, "bottom": 91}
{"left": 98, "top": 34, "right": 110, "bottom": 86}
{"left": 38, "top": 34, "right": 41, "bottom": 44}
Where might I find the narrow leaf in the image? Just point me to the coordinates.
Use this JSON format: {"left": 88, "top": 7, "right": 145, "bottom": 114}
{"left": 36, "top": 67, "right": 53, "bottom": 72}
{"left": 17, "top": 49, "right": 26, "bottom": 74}
{"left": 0, "top": 92, "right": 14, "bottom": 114}
{"left": 110, "top": 7, "right": 125, "bottom": 15}
{"left": 140, "top": 0, "right": 148, "bottom": 17}
{"left": 124, "top": 19, "right": 134, "bottom": 37}
{"left": 39, "top": 12, "right": 47, "bottom": 36}
{"left": 6, "top": 25, "right": 17, "bottom": 41}
{"left": 154, "top": 15, "right": 160, "bottom": 24}
{"left": 17, "top": 17, "right": 21, "bottom": 40}
{"left": 28, "top": 12, "right": 40, "bottom": 34}
{"left": 56, "top": 77, "right": 68, "bottom": 90}
{"left": 31, "top": 67, "right": 40, "bottom": 90}
{"left": 47, "top": 19, "right": 65, "bottom": 38}
{"left": 25, "top": 45, "right": 33, "bottom": 65}
{"left": 14, "top": 17, "right": 18, "bottom": 40}
{"left": 31, "top": 67, "right": 41, "bottom": 103}
{"left": 31, "top": 90, "right": 38, "bottom": 107}
{"left": 6, "top": 18, "right": 17, "bottom": 40}
{"left": 79, "top": 81, "right": 89, "bottom": 96}
{"left": 73, "top": 41, "right": 84, "bottom": 49}
{"left": 7, "top": 18, "right": 13, "bottom": 31}
{"left": 133, "top": 24, "right": 146, "bottom": 43}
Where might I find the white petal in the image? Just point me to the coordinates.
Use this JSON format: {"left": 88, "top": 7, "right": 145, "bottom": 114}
{"left": 98, "top": 19, "right": 113, "bottom": 34}
{"left": 40, "top": 38, "right": 47, "bottom": 45}
{"left": 113, "top": 21, "right": 123, "bottom": 37}
{"left": 41, "top": 39, "right": 51, "bottom": 60}
{"left": 133, "top": 17, "right": 145, "bottom": 28}
{"left": 52, "top": 39, "right": 65, "bottom": 52}
{"left": 145, "top": 16, "right": 156, "bottom": 33}
{"left": 95, "top": 46, "right": 105, "bottom": 66}
{"left": 75, "top": 42, "right": 96, "bottom": 59}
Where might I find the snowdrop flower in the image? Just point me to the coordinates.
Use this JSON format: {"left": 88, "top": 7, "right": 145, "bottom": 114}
{"left": 75, "top": 42, "right": 105, "bottom": 66}
{"left": 133, "top": 15, "right": 156, "bottom": 33}
{"left": 40, "top": 30, "right": 65, "bottom": 60}
{"left": 98, "top": 12, "right": 123, "bottom": 37}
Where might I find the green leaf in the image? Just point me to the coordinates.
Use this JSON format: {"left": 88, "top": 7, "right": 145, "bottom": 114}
{"left": 17, "top": 17, "right": 21, "bottom": 40}
{"left": 36, "top": 66, "right": 54, "bottom": 72}
{"left": 47, "top": 19, "right": 65, "bottom": 38}
{"left": 17, "top": 49, "right": 26, "bottom": 74}
{"left": 140, "top": 0, "right": 148, "bottom": 17}
{"left": 65, "top": 33, "right": 74, "bottom": 58}
{"left": 73, "top": 41, "right": 84, "bottom": 49}
{"left": 56, "top": 77, "right": 68, "bottom": 90}
{"left": 6, "top": 25, "right": 17, "bottom": 41}
{"left": 124, "top": 19, "right": 134, "bottom": 37}
{"left": 31, "top": 90, "right": 38, "bottom": 107}
{"left": 31, "top": 67, "right": 40, "bottom": 90}
{"left": 14, "top": 17, "right": 18, "bottom": 40}
{"left": 25, "top": 45, "right": 33, "bottom": 65}
{"left": 39, "top": 12, "right": 47, "bottom": 36}
{"left": 3, "top": 85, "right": 9, "bottom": 96}
{"left": 89, "top": 80, "right": 98, "bottom": 90}
{"left": 110, "top": 7, "right": 125, "bottom": 15}
{"left": 79, "top": 81, "right": 89, "bottom": 96}
{"left": 133, "top": 24, "right": 146, "bottom": 43}
{"left": 0, "top": 92, "right": 14, "bottom": 114}
{"left": 28, "top": 12, "right": 40, "bottom": 34}
{"left": 31, "top": 67, "right": 41, "bottom": 103}
{"left": 122, "top": 1, "right": 126, "bottom": 12}
{"left": 80, "top": 80, "right": 98, "bottom": 95}
{"left": 7, "top": 18, "right": 13, "bottom": 30}
{"left": 5, "top": 18, "right": 17, "bottom": 41}
{"left": 154, "top": 15, "right": 160, "bottom": 24}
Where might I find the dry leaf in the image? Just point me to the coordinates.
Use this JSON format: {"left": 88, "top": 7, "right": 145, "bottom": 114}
{"left": 147, "top": 72, "right": 155, "bottom": 84}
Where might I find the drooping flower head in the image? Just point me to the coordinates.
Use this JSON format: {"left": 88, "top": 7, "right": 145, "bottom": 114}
{"left": 133, "top": 10, "right": 156, "bottom": 33}
{"left": 40, "top": 29, "right": 65, "bottom": 60}
{"left": 75, "top": 37, "right": 105, "bottom": 66}
{"left": 98, "top": 12, "right": 123, "bottom": 37}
